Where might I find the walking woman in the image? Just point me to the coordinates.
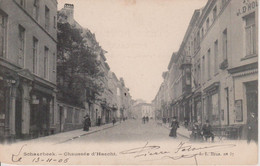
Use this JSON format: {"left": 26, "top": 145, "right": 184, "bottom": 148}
{"left": 83, "top": 115, "right": 91, "bottom": 131}
{"left": 169, "top": 117, "right": 179, "bottom": 138}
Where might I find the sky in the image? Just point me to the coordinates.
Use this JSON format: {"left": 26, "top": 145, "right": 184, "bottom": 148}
{"left": 57, "top": 0, "right": 207, "bottom": 103}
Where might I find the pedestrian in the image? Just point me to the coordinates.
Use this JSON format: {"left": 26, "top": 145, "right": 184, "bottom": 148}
{"left": 97, "top": 116, "right": 101, "bottom": 126}
{"left": 163, "top": 117, "right": 166, "bottom": 124}
{"left": 83, "top": 115, "right": 91, "bottom": 131}
{"left": 112, "top": 118, "right": 116, "bottom": 126}
{"left": 190, "top": 121, "right": 202, "bottom": 141}
{"left": 247, "top": 112, "right": 258, "bottom": 143}
{"left": 184, "top": 117, "right": 189, "bottom": 128}
{"left": 142, "top": 116, "right": 146, "bottom": 124}
{"left": 146, "top": 116, "right": 149, "bottom": 123}
{"left": 169, "top": 116, "right": 179, "bottom": 138}
{"left": 202, "top": 120, "right": 214, "bottom": 142}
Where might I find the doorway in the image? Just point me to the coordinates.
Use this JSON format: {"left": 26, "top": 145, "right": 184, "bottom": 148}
{"left": 225, "top": 88, "right": 230, "bottom": 125}
{"left": 59, "top": 106, "right": 64, "bottom": 132}
{"left": 15, "top": 88, "right": 22, "bottom": 138}
{"left": 245, "top": 81, "right": 258, "bottom": 141}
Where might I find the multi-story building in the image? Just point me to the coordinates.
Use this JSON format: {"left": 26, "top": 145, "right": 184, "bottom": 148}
{"left": 108, "top": 72, "right": 120, "bottom": 119}
{"left": 141, "top": 104, "right": 155, "bottom": 119}
{"left": 193, "top": 0, "right": 258, "bottom": 138}
{"left": 0, "top": 0, "right": 57, "bottom": 141}
{"left": 152, "top": 80, "right": 168, "bottom": 120}
{"left": 222, "top": 0, "right": 257, "bottom": 137}
{"left": 168, "top": 52, "right": 184, "bottom": 122}
{"left": 175, "top": 9, "right": 201, "bottom": 123}
{"left": 132, "top": 102, "right": 155, "bottom": 119}
{"left": 116, "top": 78, "right": 132, "bottom": 120}
{"left": 58, "top": 4, "right": 106, "bottom": 126}
{"left": 58, "top": 3, "right": 133, "bottom": 126}
{"left": 154, "top": 0, "right": 258, "bottom": 139}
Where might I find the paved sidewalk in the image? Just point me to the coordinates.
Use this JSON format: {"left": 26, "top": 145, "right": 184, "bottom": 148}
{"left": 162, "top": 122, "right": 191, "bottom": 139}
{"left": 162, "top": 122, "right": 231, "bottom": 142}
{"left": 19, "top": 122, "right": 120, "bottom": 144}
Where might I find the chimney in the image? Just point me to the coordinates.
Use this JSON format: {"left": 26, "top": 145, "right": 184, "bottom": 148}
{"left": 64, "top": 3, "right": 74, "bottom": 23}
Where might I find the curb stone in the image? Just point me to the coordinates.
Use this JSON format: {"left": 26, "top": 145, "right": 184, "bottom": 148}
{"left": 58, "top": 123, "right": 120, "bottom": 144}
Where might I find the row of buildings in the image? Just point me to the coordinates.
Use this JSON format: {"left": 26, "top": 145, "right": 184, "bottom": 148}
{"left": 57, "top": 4, "right": 133, "bottom": 133}
{"left": 0, "top": 1, "right": 133, "bottom": 141}
{"left": 152, "top": 0, "right": 258, "bottom": 139}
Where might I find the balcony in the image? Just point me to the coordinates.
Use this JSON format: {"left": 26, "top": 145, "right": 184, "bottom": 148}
{"left": 219, "top": 59, "right": 228, "bottom": 70}
{"left": 180, "top": 56, "right": 191, "bottom": 69}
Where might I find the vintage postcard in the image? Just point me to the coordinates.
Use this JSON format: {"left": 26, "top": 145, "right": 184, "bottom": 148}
{"left": 0, "top": 0, "right": 258, "bottom": 165}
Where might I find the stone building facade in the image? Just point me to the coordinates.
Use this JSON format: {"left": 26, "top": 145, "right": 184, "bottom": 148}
{"left": 0, "top": 0, "right": 57, "bottom": 141}
{"left": 153, "top": 0, "right": 258, "bottom": 139}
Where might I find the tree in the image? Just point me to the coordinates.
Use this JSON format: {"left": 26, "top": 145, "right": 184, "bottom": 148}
{"left": 57, "top": 16, "right": 104, "bottom": 108}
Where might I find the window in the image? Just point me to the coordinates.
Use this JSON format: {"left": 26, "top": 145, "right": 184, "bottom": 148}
{"left": 44, "top": 47, "right": 49, "bottom": 79}
{"left": 191, "top": 41, "right": 194, "bottom": 54}
{"left": 197, "top": 63, "right": 201, "bottom": 86}
{"left": 244, "top": 12, "right": 256, "bottom": 56}
{"left": 33, "top": 37, "right": 38, "bottom": 74}
{"left": 53, "top": 16, "right": 56, "bottom": 29}
{"left": 207, "top": 49, "right": 211, "bottom": 79}
{"left": 211, "top": 93, "right": 220, "bottom": 125}
{"left": 193, "top": 38, "right": 196, "bottom": 54}
{"left": 19, "top": 0, "right": 26, "bottom": 8}
{"left": 53, "top": 53, "right": 56, "bottom": 72}
{"left": 222, "top": 29, "right": 227, "bottom": 61}
{"left": 202, "top": 56, "right": 205, "bottom": 82}
{"left": 18, "top": 25, "right": 25, "bottom": 67}
{"left": 206, "top": 18, "right": 209, "bottom": 31}
{"left": 222, "top": 0, "right": 228, "bottom": 9}
{"left": 0, "top": 83, "right": 5, "bottom": 120}
{"left": 197, "top": 31, "right": 200, "bottom": 47}
{"left": 194, "top": 31, "right": 200, "bottom": 51}
{"left": 186, "top": 68, "right": 191, "bottom": 85}
{"left": 214, "top": 40, "right": 218, "bottom": 74}
{"left": 50, "top": 100, "right": 54, "bottom": 125}
{"left": 0, "top": 14, "right": 6, "bottom": 57}
{"left": 45, "top": 6, "right": 50, "bottom": 30}
{"left": 117, "top": 88, "right": 120, "bottom": 96}
{"left": 33, "top": 0, "right": 39, "bottom": 21}
{"left": 213, "top": 6, "right": 217, "bottom": 21}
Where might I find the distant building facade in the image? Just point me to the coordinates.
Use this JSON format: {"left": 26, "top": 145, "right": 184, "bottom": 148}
{"left": 132, "top": 102, "right": 155, "bottom": 119}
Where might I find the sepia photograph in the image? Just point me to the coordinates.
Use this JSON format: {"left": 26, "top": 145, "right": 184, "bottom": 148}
{"left": 0, "top": 0, "right": 258, "bottom": 165}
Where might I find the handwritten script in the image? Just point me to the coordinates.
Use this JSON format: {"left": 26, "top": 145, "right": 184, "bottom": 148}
{"left": 119, "top": 141, "right": 236, "bottom": 165}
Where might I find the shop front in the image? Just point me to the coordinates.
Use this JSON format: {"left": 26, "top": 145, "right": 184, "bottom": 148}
{"left": 183, "top": 95, "right": 192, "bottom": 123}
{"left": 229, "top": 62, "right": 258, "bottom": 140}
{"left": 0, "top": 67, "right": 19, "bottom": 142}
{"left": 203, "top": 82, "right": 221, "bottom": 126}
{"left": 244, "top": 81, "right": 258, "bottom": 141}
{"left": 193, "top": 91, "right": 202, "bottom": 123}
{"left": 30, "top": 84, "right": 54, "bottom": 138}
{"left": 0, "top": 66, "right": 56, "bottom": 141}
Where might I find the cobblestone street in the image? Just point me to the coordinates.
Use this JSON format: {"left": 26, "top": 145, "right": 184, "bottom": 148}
{"left": 71, "top": 119, "right": 187, "bottom": 143}
{"left": 18, "top": 119, "right": 188, "bottom": 144}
